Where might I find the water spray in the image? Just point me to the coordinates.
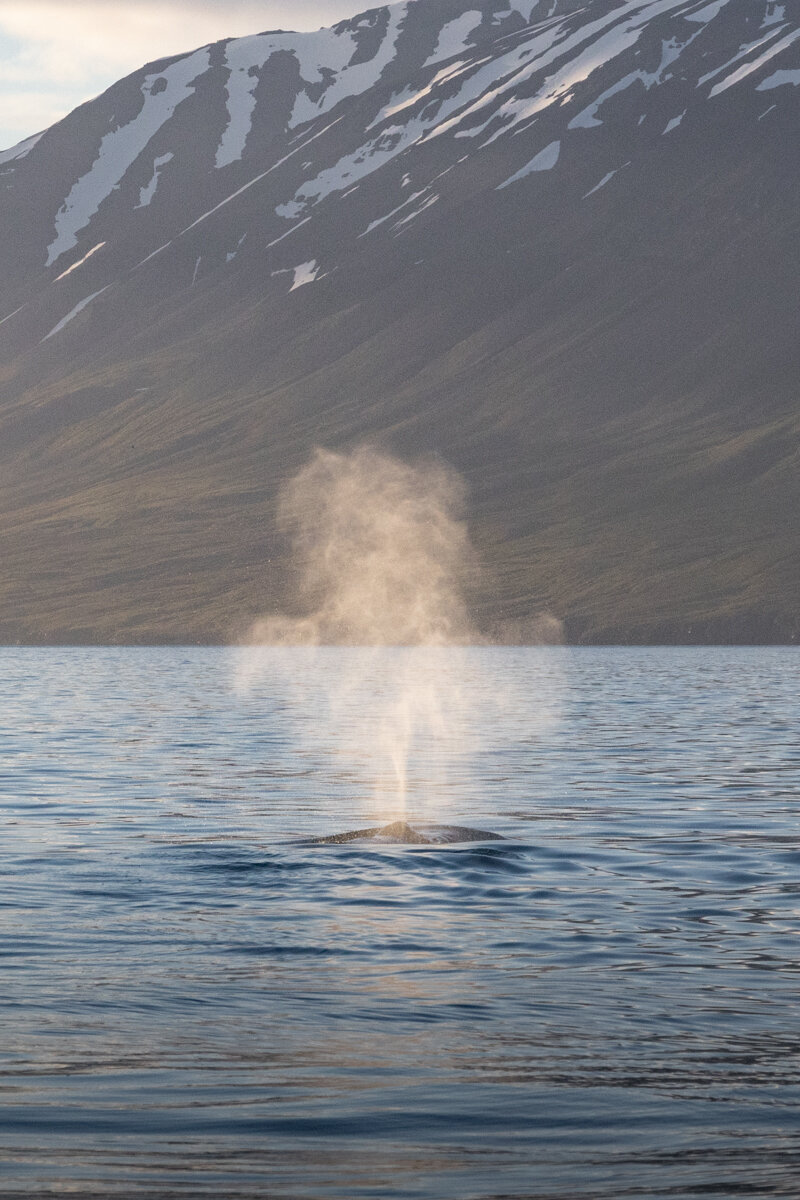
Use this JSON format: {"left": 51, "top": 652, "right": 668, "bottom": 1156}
{"left": 236, "top": 444, "right": 553, "bottom": 843}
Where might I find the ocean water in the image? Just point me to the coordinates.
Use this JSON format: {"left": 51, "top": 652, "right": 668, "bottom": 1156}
{"left": 1, "top": 645, "right": 800, "bottom": 1198}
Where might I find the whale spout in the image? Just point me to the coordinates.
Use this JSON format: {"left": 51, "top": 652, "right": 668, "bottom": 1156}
{"left": 306, "top": 821, "right": 503, "bottom": 845}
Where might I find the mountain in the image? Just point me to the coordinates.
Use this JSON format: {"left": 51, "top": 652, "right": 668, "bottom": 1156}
{"left": 1, "top": 0, "right": 798, "bottom": 644}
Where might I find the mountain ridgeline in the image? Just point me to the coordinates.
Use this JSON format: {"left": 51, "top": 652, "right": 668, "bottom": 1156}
{"left": 0, "top": 0, "right": 798, "bottom": 643}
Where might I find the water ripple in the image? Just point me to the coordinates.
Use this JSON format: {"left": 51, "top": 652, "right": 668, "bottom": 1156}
{"left": 1, "top": 646, "right": 799, "bottom": 1197}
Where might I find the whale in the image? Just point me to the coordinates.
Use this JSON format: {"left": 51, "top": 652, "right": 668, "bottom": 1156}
{"left": 305, "top": 820, "right": 503, "bottom": 845}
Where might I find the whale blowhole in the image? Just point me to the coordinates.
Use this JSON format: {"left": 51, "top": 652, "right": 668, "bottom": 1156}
{"left": 305, "top": 821, "right": 504, "bottom": 845}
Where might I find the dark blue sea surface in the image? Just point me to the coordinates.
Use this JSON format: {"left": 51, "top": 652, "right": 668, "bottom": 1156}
{"left": 1, "top": 646, "right": 799, "bottom": 1198}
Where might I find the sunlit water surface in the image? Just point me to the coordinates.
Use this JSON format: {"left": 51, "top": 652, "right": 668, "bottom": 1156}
{"left": 1, "top": 646, "right": 800, "bottom": 1198}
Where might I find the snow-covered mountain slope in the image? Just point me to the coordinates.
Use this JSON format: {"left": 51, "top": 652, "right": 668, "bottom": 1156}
{"left": 3, "top": 0, "right": 799, "bottom": 328}
{"left": 0, "top": 0, "right": 798, "bottom": 642}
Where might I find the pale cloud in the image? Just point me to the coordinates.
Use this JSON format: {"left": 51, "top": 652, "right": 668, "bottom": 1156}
{"left": 0, "top": 0, "right": 361, "bottom": 149}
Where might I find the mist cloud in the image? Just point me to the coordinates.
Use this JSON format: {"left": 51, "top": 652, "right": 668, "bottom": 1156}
{"left": 235, "top": 445, "right": 564, "bottom": 820}
{"left": 245, "top": 445, "right": 478, "bottom": 647}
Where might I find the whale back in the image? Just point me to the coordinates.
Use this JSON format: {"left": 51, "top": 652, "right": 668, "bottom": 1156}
{"left": 306, "top": 821, "right": 503, "bottom": 845}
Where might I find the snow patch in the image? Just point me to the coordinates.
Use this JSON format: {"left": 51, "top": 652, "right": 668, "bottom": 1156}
{"left": 708, "top": 25, "right": 800, "bottom": 97}
{"left": 267, "top": 218, "right": 312, "bottom": 248}
{"left": 213, "top": 20, "right": 402, "bottom": 166}
{"left": 757, "top": 67, "right": 800, "bottom": 88}
{"left": 698, "top": 26, "right": 788, "bottom": 86}
{"left": 391, "top": 194, "right": 438, "bottom": 232}
{"left": 430, "top": 0, "right": 696, "bottom": 146}
{"left": 685, "top": 0, "right": 727, "bottom": 23}
{"left": 763, "top": 3, "right": 786, "bottom": 28}
{"left": 136, "top": 153, "right": 173, "bottom": 207}
{"left": 42, "top": 287, "right": 110, "bottom": 341}
{"left": 276, "top": 200, "right": 305, "bottom": 221}
{"left": 290, "top": 260, "right": 320, "bottom": 290}
{"left": 55, "top": 241, "right": 106, "bottom": 281}
{"left": 423, "top": 11, "right": 483, "bottom": 66}
{"left": 568, "top": 33, "right": 698, "bottom": 130}
{"left": 274, "top": 11, "right": 569, "bottom": 217}
{"left": 663, "top": 110, "right": 685, "bottom": 132}
{"left": 0, "top": 303, "right": 27, "bottom": 329}
{"left": 497, "top": 139, "right": 560, "bottom": 187}
{"left": 513, "top": 0, "right": 549, "bottom": 19}
{"left": 424, "top": 18, "right": 579, "bottom": 143}
{"left": 276, "top": 122, "right": 412, "bottom": 218}
{"left": 226, "top": 233, "right": 248, "bottom": 263}
{"left": 359, "top": 190, "right": 426, "bottom": 236}
{"left": 0, "top": 131, "right": 43, "bottom": 165}
{"left": 215, "top": 35, "right": 280, "bottom": 167}
{"left": 190, "top": 118, "right": 341, "bottom": 238}
{"left": 133, "top": 242, "right": 172, "bottom": 270}
{"left": 583, "top": 169, "right": 616, "bottom": 197}
{"left": 373, "top": 60, "right": 474, "bottom": 125}
{"left": 46, "top": 48, "right": 210, "bottom": 265}
{"left": 289, "top": 5, "right": 409, "bottom": 128}
{"left": 569, "top": 69, "right": 643, "bottom": 128}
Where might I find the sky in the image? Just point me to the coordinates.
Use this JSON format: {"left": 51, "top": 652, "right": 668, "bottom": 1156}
{"left": 0, "top": 0, "right": 361, "bottom": 150}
